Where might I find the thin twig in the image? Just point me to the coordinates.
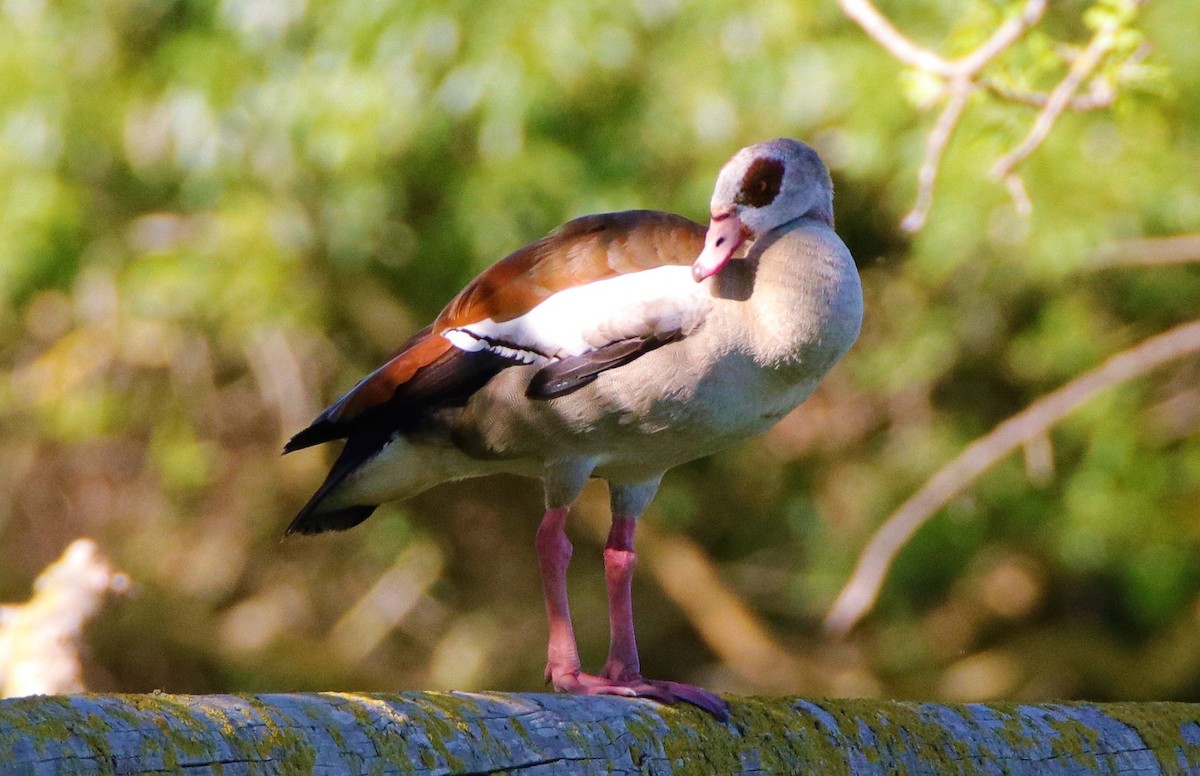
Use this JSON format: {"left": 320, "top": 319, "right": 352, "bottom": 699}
{"left": 991, "top": 3, "right": 1144, "bottom": 179}
{"left": 1003, "top": 173, "right": 1032, "bottom": 216}
{"left": 902, "top": 80, "right": 972, "bottom": 232}
{"left": 981, "top": 78, "right": 1117, "bottom": 111}
{"left": 824, "top": 319, "right": 1200, "bottom": 638}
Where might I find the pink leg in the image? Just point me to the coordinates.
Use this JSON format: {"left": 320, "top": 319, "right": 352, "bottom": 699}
{"left": 601, "top": 517, "right": 640, "bottom": 681}
{"left": 594, "top": 516, "right": 730, "bottom": 720}
{"left": 535, "top": 506, "right": 582, "bottom": 687}
{"left": 535, "top": 501, "right": 728, "bottom": 720}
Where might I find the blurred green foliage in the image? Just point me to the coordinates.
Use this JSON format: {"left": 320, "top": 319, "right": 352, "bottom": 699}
{"left": 1, "top": 0, "right": 1199, "bottom": 702}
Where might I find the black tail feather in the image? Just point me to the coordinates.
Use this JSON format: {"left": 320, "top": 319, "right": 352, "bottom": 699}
{"left": 284, "top": 419, "right": 341, "bottom": 454}
{"left": 285, "top": 349, "right": 518, "bottom": 535}
{"left": 286, "top": 503, "right": 377, "bottom": 535}
{"left": 284, "top": 427, "right": 391, "bottom": 536}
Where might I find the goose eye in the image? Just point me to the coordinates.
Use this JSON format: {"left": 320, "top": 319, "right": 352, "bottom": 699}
{"left": 735, "top": 157, "right": 784, "bottom": 208}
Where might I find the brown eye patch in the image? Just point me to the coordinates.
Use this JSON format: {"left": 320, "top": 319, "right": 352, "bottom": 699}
{"left": 735, "top": 157, "right": 784, "bottom": 208}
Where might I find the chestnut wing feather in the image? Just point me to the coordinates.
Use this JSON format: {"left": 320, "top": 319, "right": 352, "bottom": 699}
{"left": 437, "top": 210, "right": 705, "bottom": 329}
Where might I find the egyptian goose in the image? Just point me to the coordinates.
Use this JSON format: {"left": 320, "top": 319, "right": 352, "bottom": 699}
{"left": 286, "top": 138, "right": 863, "bottom": 718}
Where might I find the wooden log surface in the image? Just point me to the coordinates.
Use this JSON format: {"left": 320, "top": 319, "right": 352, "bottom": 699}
{"left": 2, "top": 692, "right": 1200, "bottom": 775}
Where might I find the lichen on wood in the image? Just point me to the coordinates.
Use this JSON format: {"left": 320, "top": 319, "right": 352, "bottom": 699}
{"left": 1, "top": 692, "right": 1199, "bottom": 775}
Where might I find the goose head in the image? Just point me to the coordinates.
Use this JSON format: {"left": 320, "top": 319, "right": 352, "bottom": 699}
{"left": 692, "top": 138, "right": 834, "bottom": 282}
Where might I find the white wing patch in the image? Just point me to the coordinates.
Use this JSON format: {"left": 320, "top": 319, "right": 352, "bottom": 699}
{"left": 444, "top": 265, "right": 708, "bottom": 362}
{"left": 442, "top": 329, "right": 549, "bottom": 364}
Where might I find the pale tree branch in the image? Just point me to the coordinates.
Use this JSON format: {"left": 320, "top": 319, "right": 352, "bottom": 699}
{"left": 902, "top": 80, "right": 973, "bottom": 232}
{"left": 824, "top": 319, "right": 1200, "bottom": 638}
{"left": 953, "top": 0, "right": 1049, "bottom": 76}
{"left": 328, "top": 541, "right": 444, "bottom": 664}
{"left": 981, "top": 77, "right": 1117, "bottom": 112}
{"left": 837, "top": 0, "right": 1046, "bottom": 79}
{"left": 836, "top": 0, "right": 955, "bottom": 76}
{"left": 840, "top": 0, "right": 1047, "bottom": 231}
{"left": 839, "top": 0, "right": 1148, "bottom": 230}
{"left": 991, "top": 3, "right": 1146, "bottom": 179}
{"left": 1093, "top": 234, "right": 1200, "bottom": 268}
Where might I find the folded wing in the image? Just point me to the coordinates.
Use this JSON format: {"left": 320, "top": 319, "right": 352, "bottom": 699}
{"left": 285, "top": 210, "right": 707, "bottom": 533}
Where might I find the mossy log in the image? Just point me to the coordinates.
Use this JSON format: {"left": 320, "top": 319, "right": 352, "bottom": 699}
{"left": 2, "top": 692, "right": 1200, "bottom": 775}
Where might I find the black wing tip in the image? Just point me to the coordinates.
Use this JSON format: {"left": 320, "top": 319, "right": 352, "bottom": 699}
{"left": 284, "top": 418, "right": 345, "bottom": 454}
{"left": 285, "top": 428, "right": 393, "bottom": 536}
{"left": 282, "top": 436, "right": 308, "bottom": 455}
{"left": 285, "top": 503, "right": 378, "bottom": 537}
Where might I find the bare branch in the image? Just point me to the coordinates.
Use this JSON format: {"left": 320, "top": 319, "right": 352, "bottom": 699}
{"left": 953, "top": 0, "right": 1048, "bottom": 77}
{"left": 841, "top": 0, "right": 1048, "bottom": 231}
{"left": 981, "top": 78, "right": 1117, "bottom": 111}
{"left": 824, "top": 319, "right": 1200, "bottom": 638}
{"left": 836, "top": 0, "right": 954, "bottom": 76}
{"left": 902, "top": 81, "right": 972, "bottom": 232}
{"left": 991, "top": 3, "right": 1145, "bottom": 179}
{"left": 1093, "top": 234, "right": 1200, "bottom": 268}
{"left": 838, "top": 0, "right": 1046, "bottom": 80}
